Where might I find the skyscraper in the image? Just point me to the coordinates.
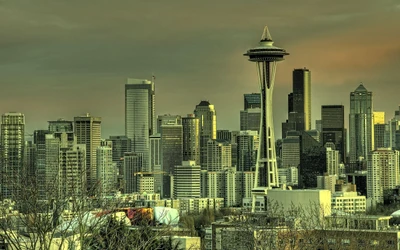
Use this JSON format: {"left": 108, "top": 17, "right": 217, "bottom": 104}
{"left": 160, "top": 117, "right": 183, "bottom": 198}
{"left": 321, "top": 105, "right": 346, "bottom": 163}
{"left": 125, "top": 78, "right": 155, "bottom": 172}
{"left": 74, "top": 113, "right": 102, "bottom": 192}
{"left": 194, "top": 101, "right": 217, "bottom": 170}
{"left": 236, "top": 130, "right": 258, "bottom": 172}
{"left": 48, "top": 118, "right": 73, "bottom": 133}
{"left": 173, "top": 161, "right": 201, "bottom": 199}
{"left": 206, "top": 140, "right": 232, "bottom": 172}
{"left": 282, "top": 68, "right": 311, "bottom": 138}
{"left": 182, "top": 114, "right": 200, "bottom": 164}
{"left": 373, "top": 111, "right": 387, "bottom": 149}
{"left": 349, "top": 83, "right": 374, "bottom": 171}
{"left": 123, "top": 152, "right": 143, "bottom": 193}
{"left": 150, "top": 134, "right": 162, "bottom": 193}
{"left": 241, "top": 93, "right": 261, "bottom": 132}
{"left": 97, "top": 140, "right": 117, "bottom": 195}
{"left": 1, "top": 112, "right": 25, "bottom": 199}
{"left": 367, "top": 149, "right": 400, "bottom": 204}
{"left": 59, "top": 133, "right": 86, "bottom": 198}
{"left": 244, "top": 26, "right": 289, "bottom": 199}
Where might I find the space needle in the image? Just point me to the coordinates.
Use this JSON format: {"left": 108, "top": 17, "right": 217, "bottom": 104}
{"left": 244, "top": 26, "right": 289, "bottom": 212}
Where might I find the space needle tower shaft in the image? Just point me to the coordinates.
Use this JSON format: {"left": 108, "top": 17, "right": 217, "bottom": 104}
{"left": 244, "top": 26, "right": 289, "bottom": 212}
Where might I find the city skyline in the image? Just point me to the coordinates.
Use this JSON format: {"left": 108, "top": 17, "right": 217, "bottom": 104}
{"left": 0, "top": 1, "right": 400, "bottom": 137}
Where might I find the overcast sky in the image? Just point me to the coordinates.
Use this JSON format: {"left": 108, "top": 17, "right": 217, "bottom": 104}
{"left": 1, "top": 0, "right": 399, "bottom": 138}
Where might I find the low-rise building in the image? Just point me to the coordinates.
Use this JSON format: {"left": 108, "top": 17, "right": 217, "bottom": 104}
{"left": 331, "top": 191, "right": 366, "bottom": 214}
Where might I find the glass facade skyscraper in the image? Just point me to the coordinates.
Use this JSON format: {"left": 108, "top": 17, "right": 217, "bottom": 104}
{"left": 194, "top": 101, "right": 217, "bottom": 170}
{"left": 125, "top": 78, "right": 155, "bottom": 172}
{"left": 349, "top": 83, "right": 374, "bottom": 171}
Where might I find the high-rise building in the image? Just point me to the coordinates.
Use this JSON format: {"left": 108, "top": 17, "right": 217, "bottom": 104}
{"left": 157, "top": 114, "right": 181, "bottom": 134}
{"left": 160, "top": 117, "right": 183, "bottom": 198}
{"left": 244, "top": 93, "right": 261, "bottom": 110}
{"left": 241, "top": 93, "right": 261, "bottom": 132}
{"left": 182, "top": 114, "right": 200, "bottom": 164}
{"left": 281, "top": 68, "right": 311, "bottom": 138}
{"left": 349, "top": 84, "right": 374, "bottom": 171}
{"left": 59, "top": 133, "right": 86, "bottom": 198}
{"left": 34, "top": 132, "right": 60, "bottom": 199}
{"left": 173, "top": 161, "right": 201, "bottom": 199}
{"left": 48, "top": 118, "right": 74, "bottom": 133}
{"left": 240, "top": 108, "right": 261, "bottom": 132}
{"left": 125, "top": 78, "right": 155, "bottom": 173}
{"left": 150, "top": 134, "right": 162, "bottom": 193}
{"left": 194, "top": 101, "right": 217, "bottom": 170}
{"left": 321, "top": 105, "right": 346, "bottom": 163}
{"left": 97, "top": 140, "right": 117, "bottom": 195}
{"left": 206, "top": 140, "right": 231, "bottom": 172}
{"left": 244, "top": 26, "right": 288, "bottom": 196}
{"left": 325, "top": 144, "right": 340, "bottom": 176}
{"left": 281, "top": 133, "right": 300, "bottom": 168}
{"left": 123, "top": 152, "right": 143, "bottom": 193}
{"left": 1, "top": 112, "right": 25, "bottom": 199}
{"left": 373, "top": 111, "right": 387, "bottom": 149}
{"left": 367, "top": 149, "right": 400, "bottom": 204}
{"left": 74, "top": 113, "right": 102, "bottom": 192}
{"left": 236, "top": 131, "right": 258, "bottom": 172}
{"left": 216, "top": 130, "right": 232, "bottom": 142}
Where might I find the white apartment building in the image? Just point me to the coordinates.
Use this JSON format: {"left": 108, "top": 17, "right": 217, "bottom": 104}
{"left": 368, "top": 148, "right": 400, "bottom": 204}
{"left": 331, "top": 191, "right": 366, "bottom": 214}
{"left": 326, "top": 146, "right": 340, "bottom": 175}
{"left": 97, "top": 140, "right": 117, "bottom": 194}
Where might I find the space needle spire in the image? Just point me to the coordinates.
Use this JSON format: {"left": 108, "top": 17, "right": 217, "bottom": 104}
{"left": 244, "top": 26, "right": 289, "bottom": 212}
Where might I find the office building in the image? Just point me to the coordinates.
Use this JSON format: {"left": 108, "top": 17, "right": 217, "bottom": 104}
{"left": 97, "top": 140, "right": 117, "bottom": 194}
{"left": 194, "top": 101, "right": 217, "bottom": 170}
{"left": 59, "top": 134, "right": 86, "bottom": 198}
{"left": 367, "top": 148, "right": 400, "bottom": 204}
{"left": 244, "top": 26, "right": 288, "bottom": 194}
{"left": 281, "top": 133, "right": 300, "bottom": 168}
{"left": 74, "top": 113, "right": 102, "bottom": 192}
{"left": 48, "top": 118, "right": 73, "bottom": 133}
{"left": 160, "top": 117, "right": 183, "bottom": 198}
{"left": 216, "top": 130, "right": 232, "bottom": 142}
{"left": 123, "top": 152, "right": 143, "bottom": 194}
{"left": 240, "top": 108, "right": 261, "bottom": 132}
{"left": 321, "top": 105, "right": 346, "bottom": 163}
{"left": 182, "top": 114, "right": 200, "bottom": 164}
{"left": 206, "top": 140, "right": 231, "bottom": 172}
{"left": 331, "top": 192, "right": 367, "bottom": 214}
{"left": 150, "top": 134, "right": 162, "bottom": 193}
{"left": 282, "top": 68, "right": 311, "bottom": 137}
{"left": 125, "top": 78, "right": 155, "bottom": 173}
{"left": 174, "top": 161, "right": 201, "bottom": 199}
{"left": 1, "top": 112, "right": 25, "bottom": 199}
{"left": 157, "top": 114, "right": 181, "bottom": 134}
{"left": 243, "top": 93, "right": 261, "bottom": 110}
{"left": 349, "top": 83, "right": 374, "bottom": 171}
{"left": 236, "top": 130, "right": 258, "bottom": 172}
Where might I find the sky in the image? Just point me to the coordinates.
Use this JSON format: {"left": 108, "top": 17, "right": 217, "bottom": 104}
{"left": 1, "top": 0, "right": 400, "bottom": 138}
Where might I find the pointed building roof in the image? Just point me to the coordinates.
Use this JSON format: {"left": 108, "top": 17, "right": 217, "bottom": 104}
{"left": 354, "top": 83, "right": 368, "bottom": 92}
{"left": 261, "top": 26, "right": 273, "bottom": 41}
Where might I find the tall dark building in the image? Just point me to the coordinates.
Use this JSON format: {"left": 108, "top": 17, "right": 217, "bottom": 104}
{"left": 298, "top": 131, "right": 326, "bottom": 188}
{"left": 243, "top": 93, "right": 261, "bottom": 110}
{"left": 48, "top": 119, "right": 73, "bottom": 133}
{"left": 241, "top": 93, "right": 261, "bottom": 132}
{"left": 282, "top": 68, "right": 311, "bottom": 138}
{"left": 182, "top": 114, "right": 200, "bottom": 164}
{"left": 349, "top": 83, "right": 374, "bottom": 171}
{"left": 321, "top": 105, "right": 346, "bottom": 163}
